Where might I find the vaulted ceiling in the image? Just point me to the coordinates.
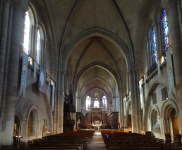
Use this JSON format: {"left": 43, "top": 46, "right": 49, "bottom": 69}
{"left": 30, "top": 0, "right": 156, "bottom": 102}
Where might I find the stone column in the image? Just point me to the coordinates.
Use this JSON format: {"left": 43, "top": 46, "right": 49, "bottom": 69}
{"left": 64, "top": 72, "right": 68, "bottom": 94}
{"left": 0, "top": 0, "right": 11, "bottom": 145}
{"left": 109, "top": 101, "right": 112, "bottom": 115}
{"left": 81, "top": 102, "right": 84, "bottom": 114}
{"left": 57, "top": 71, "right": 65, "bottom": 133}
{"left": 1, "top": 0, "right": 28, "bottom": 145}
{"left": 0, "top": 0, "right": 10, "bottom": 107}
{"left": 102, "top": 112, "right": 106, "bottom": 125}
{"left": 119, "top": 90, "right": 124, "bottom": 128}
{"left": 112, "top": 96, "right": 116, "bottom": 112}
{"left": 76, "top": 97, "right": 81, "bottom": 112}
{"left": 88, "top": 113, "right": 91, "bottom": 125}
{"left": 129, "top": 70, "right": 140, "bottom": 133}
{"left": 167, "top": 2, "right": 182, "bottom": 134}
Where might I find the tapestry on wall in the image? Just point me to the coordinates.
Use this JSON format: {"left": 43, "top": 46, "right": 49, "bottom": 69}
{"left": 166, "top": 47, "right": 176, "bottom": 95}
{"left": 20, "top": 50, "right": 28, "bottom": 97}
{"left": 39, "top": 67, "right": 46, "bottom": 93}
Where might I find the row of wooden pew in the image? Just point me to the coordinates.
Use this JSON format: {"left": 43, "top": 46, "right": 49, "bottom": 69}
{"left": 100, "top": 129, "right": 182, "bottom": 150}
{"left": 2, "top": 129, "right": 95, "bottom": 150}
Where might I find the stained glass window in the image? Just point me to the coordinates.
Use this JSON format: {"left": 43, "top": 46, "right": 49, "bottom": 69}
{"left": 94, "top": 101, "right": 99, "bottom": 108}
{"left": 86, "top": 96, "right": 91, "bottom": 110}
{"left": 23, "top": 11, "right": 30, "bottom": 54}
{"left": 102, "top": 96, "right": 107, "bottom": 107}
{"left": 36, "top": 30, "right": 41, "bottom": 66}
{"left": 152, "top": 27, "right": 157, "bottom": 65}
{"left": 162, "top": 9, "right": 169, "bottom": 50}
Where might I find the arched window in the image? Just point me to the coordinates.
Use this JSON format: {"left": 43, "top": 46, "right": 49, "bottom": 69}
{"left": 86, "top": 96, "right": 91, "bottom": 110}
{"left": 152, "top": 27, "right": 157, "bottom": 65}
{"left": 23, "top": 11, "right": 30, "bottom": 54}
{"left": 36, "top": 26, "right": 44, "bottom": 67}
{"left": 94, "top": 101, "right": 99, "bottom": 108}
{"left": 36, "top": 29, "right": 41, "bottom": 67}
{"left": 162, "top": 9, "right": 169, "bottom": 50}
{"left": 102, "top": 96, "right": 107, "bottom": 107}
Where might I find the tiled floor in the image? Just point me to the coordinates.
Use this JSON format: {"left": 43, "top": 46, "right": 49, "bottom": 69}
{"left": 87, "top": 131, "right": 107, "bottom": 150}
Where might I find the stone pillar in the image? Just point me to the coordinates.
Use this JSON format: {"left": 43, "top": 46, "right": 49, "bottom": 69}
{"left": 112, "top": 96, "right": 116, "bottom": 112}
{"left": 102, "top": 112, "right": 106, "bottom": 125}
{"left": 1, "top": 0, "right": 28, "bottom": 145}
{"left": 167, "top": 2, "right": 182, "bottom": 134}
{"left": 92, "top": 113, "right": 93, "bottom": 124}
{"left": 0, "top": 0, "right": 11, "bottom": 145}
{"left": 109, "top": 101, "right": 112, "bottom": 115}
{"left": 81, "top": 103, "right": 84, "bottom": 114}
{"left": 129, "top": 70, "right": 140, "bottom": 133}
{"left": 119, "top": 90, "right": 124, "bottom": 128}
{"left": 57, "top": 71, "right": 65, "bottom": 133}
{"left": 0, "top": 0, "right": 10, "bottom": 106}
{"left": 76, "top": 97, "right": 81, "bottom": 112}
{"left": 64, "top": 72, "right": 68, "bottom": 94}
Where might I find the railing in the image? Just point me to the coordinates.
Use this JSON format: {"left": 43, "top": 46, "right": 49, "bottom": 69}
{"left": 142, "top": 53, "right": 166, "bottom": 83}
{"left": 19, "top": 47, "right": 56, "bottom": 85}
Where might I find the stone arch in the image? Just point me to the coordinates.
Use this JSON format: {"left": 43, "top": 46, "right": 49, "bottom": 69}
{"left": 161, "top": 99, "right": 179, "bottom": 119}
{"left": 29, "top": 2, "right": 38, "bottom": 25}
{"left": 26, "top": 105, "right": 39, "bottom": 138}
{"left": 145, "top": 81, "right": 169, "bottom": 109}
{"left": 161, "top": 99, "right": 180, "bottom": 140}
{"left": 84, "top": 86, "right": 109, "bottom": 98}
{"left": 14, "top": 112, "right": 23, "bottom": 136}
{"left": 80, "top": 77, "right": 113, "bottom": 94}
{"left": 143, "top": 82, "right": 169, "bottom": 130}
{"left": 74, "top": 61, "right": 121, "bottom": 91}
{"left": 149, "top": 105, "right": 160, "bottom": 120}
{"left": 61, "top": 26, "right": 134, "bottom": 71}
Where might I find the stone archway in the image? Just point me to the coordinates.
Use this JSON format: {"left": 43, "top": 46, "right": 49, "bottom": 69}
{"left": 161, "top": 100, "right": 180, "bottom": 141}
{"left": 27, "top": 110, "right": 38, "bottom": 139}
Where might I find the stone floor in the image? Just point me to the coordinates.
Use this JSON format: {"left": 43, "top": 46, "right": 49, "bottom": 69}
{"left": 87, "top": 131, "right": 107, "bottom": 150}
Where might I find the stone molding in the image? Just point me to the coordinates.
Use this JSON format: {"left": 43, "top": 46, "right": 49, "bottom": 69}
{"left": 61, "top": 26, "right": 134, "bottom": 71}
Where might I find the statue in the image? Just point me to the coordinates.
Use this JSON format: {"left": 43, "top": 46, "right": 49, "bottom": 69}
{"left": 64, "top": 92, "right": 69, "bottom": 103}
{"left": 42, "top": 119, "right": 48, "bottom": 137}
{"left": 63, "top": 89, "right": 73, "bottom": 104}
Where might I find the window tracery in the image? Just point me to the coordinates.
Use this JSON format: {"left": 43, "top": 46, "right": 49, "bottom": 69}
{"left": 162, "top": 9, "right": 169, "bottom": 50}
{"left": 152, "top": 27, "right": 157, "bottom": 65}
{"left": 94, "top": 101, "right": 99, "bottom": 108}
{"left": 86, "top": 96, "right": 91, "bottom": 110}
{"left": 23, "top": 11, "right": 30, "bottom": 54}
{"left": 102, "top": 96, "right": 107, "bottom": 107}
{"left": 36, "top": 29, "right": 41, "bottom": 67}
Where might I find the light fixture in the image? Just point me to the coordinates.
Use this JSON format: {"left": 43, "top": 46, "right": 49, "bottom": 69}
{"left": 161, "top": 56, "right": 165, "bottom": 64}
{"left": 28, "top": 57, "right": 33, "bottom": 66}
{"left": 51, "top": 79, "right": 54, "bottom": 86}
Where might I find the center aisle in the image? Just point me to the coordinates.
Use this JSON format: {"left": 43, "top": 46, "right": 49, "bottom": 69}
{"left": 87, "top": 131, "right": 107, "bottom": 150}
